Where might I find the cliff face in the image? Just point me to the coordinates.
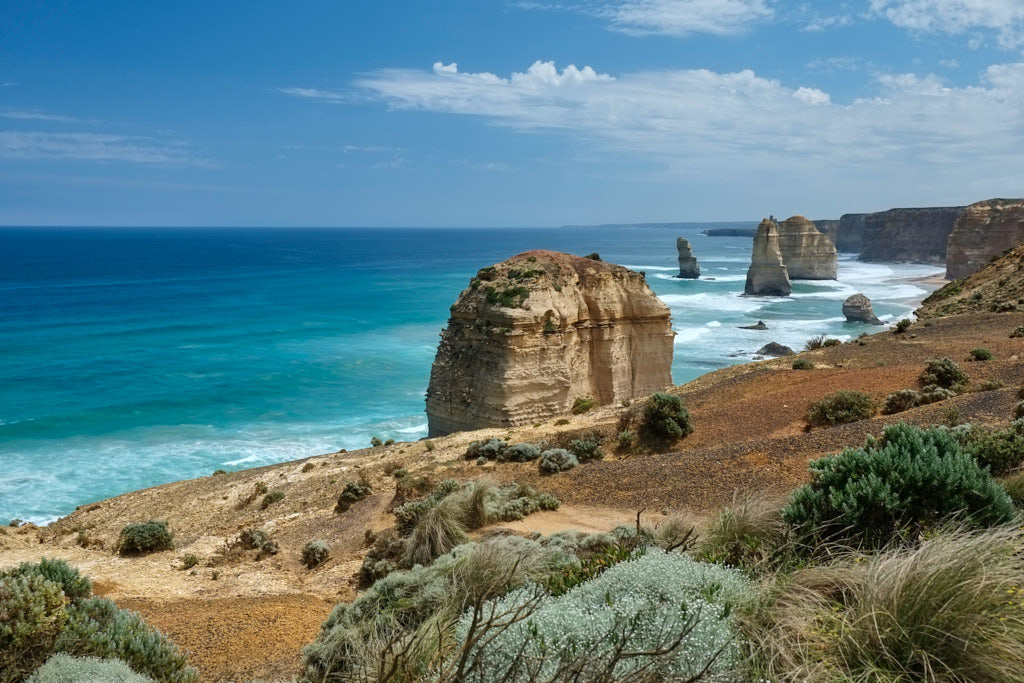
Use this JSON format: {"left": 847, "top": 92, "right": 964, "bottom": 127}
{"left": 813, "top": 220, "right": 839, "bottom": 247}
{"left": 744, "top": 219, "right": 792, "bottom": 296}
{"left": 946, "top": 198, "right": 1024, "bottom": 280}
{"left": 425, "top": 251, "right": 674, "bottom": 436}
{"left": 676, "top": 237, "right": 700, "bottom": 278}
{"left": 836, "top": 214, "right": 867, "bottom": 253}
{"left": 860, "top": 206, "right": 965, "bottom": 264}
{"left": 777, "top": 215, "right": 837, "bottom": 279}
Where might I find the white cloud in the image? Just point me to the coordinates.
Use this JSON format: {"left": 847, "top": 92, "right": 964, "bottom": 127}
{"left": 0, "top": 131, "right": 204, "bottom": 164}
{"left": 1, "top": 110, "right": 90, "bottom": 124}
{"left": 870, "top": 0, "right": 1024, "bottom": 48}
{"left": 596, "top": 0, "right": 774, "bottom": 36}
{"left": 277, "top": 86, "right": 350, "bottom": 102}
{"left": 352, "top": 59, "right": 1024, "bottom": 195}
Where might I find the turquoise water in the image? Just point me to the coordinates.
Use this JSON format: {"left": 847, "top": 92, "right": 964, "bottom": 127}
{"left": 0, "top": 226, "right": 942, "bottom": 523}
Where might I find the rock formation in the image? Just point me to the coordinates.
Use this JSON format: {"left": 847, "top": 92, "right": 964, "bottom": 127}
{"left": 739, "top": 320, "right": 768, "bottom": 330}
{"left": 776, "top": 215, "right": 838, "bottom": 279}
{"left": 425, "top": 251, "right": 674, "bottom": 436}
{"left": 702, "top": 228, "right": 757, "bottom": 237}
{"left": 675, "top": 237, "right": 700, "bottom": 278}
{"left": 842, "top": 293, "right": 882, "bottom": 325}
{"left": 946, "top": 198, "right": 1024, "bottom": 280}
{"left": 860, "top": 206, "right": 965, "bottom": 264}
{"left": 813, "top": 220, "right": 839, "bottom": 247}
{"left": 744, "top": 219, "right": 792, "bottom": 296}
{"left": 755, "top": 342, "right": 794, "bottom": 357}
{"left": 836, "top": 214, "right": 867, "bottom": 253}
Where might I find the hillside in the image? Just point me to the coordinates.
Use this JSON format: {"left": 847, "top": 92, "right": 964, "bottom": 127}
{"left": 4, "top": 306, "right": 1024, "bottom": 681}
{"left": 917, "top": 243, "right": 1024, "bottom": 319}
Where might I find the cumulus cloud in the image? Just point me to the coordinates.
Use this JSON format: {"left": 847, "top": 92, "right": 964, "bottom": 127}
{"left": 349, "top": 58, "right": 1024, "bottom": 195}
{"left": 870, "top": 0, "right": 1024, "bottom": 48}
{"left": 0, "top": 131, "right": 204, "bottom": 164}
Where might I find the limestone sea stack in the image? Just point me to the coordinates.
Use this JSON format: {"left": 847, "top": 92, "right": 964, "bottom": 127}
{"left": 425, "top": 251, "right": 674, "bottom": 436}
{"left": 946, "top": 198, "right": 1024, "bottom": 280}
{"left": 676, "top": 237, "right": 700, "bottom": 278}
{"left": 843, "top": 293, "right": 882, "bottom": 325}
{"left": 777, "top": 215, "right": 838, "bottom": 279}
{"left": 744, "top": 219, "right": 792, "bottom": 296}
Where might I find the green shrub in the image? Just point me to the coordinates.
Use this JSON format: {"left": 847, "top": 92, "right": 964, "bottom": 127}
{"left": 882, "top": 388, "right": 921, "bottom": 415}
{"left": 259, "top": 490, "right": 285, "bottom": 510}
{"left": 617, "top": 429, "right": 636, "bottom": 449}
{"left": 791, "top": 358, "right": 814, "bottom": 370}
{"left": 4, "top": 558, "right": 91, "bottom": 603}
{"left": 919, "top": 357, "right": 969, "bottom": 392}
{"left": 27, "top": 654, "right": 155, "bottom": 683}
{"left": 538, "top": 449, "right": 578, "bottom": 475}
{"left": 27, "top": 654, "right": 154, "bottom": 683}
{"left": 554, "top": 418, "right": 570, "bottom": 426}
{"left": 239, "top": 528, "right": 279, "bottom": 557}
{"left": 641, "top": 393, "right": 694, "bottom": 440}
{"left": 567, "top": 434, "right": 603, "bottom": 462}
{"left": 805, "top": 390, "right": 875, "bottom": 427}
{"left": 1011, "top": 325, "right": 1024, "bottom": 338}
{"left": 424, "top": 440, "right": 435, "bottom": 452}
{"left": 970, "top": 347, "right": 994, "bottom": 361}
{"left": 0, "top": 573, "right": 68, "bottom": 680}
{"left": 783, "top": 423, "right": 1014, "bottom": 548}
{"left": 464, "top": 438, "right": 506, "bottom": 461}
{"left": 1001, "top": 471, "right": 1024, "bottom": 506}
{"left": 370, "top": 436, "right": 383, "bottom": 447}
{"left": 977, "top": 378, "right": 1005, "bottom": 391}
{"left": 180, "top": 555, "right": 198, "bottom": 571}
{"left": 571, "top": 396, "right": 595, "bottom": 415}
{"left": 335, "top": 481, "right": 371, "bottom": 513}
{"left": 301, "top": 541, "right": 330, "bottom": 570}
{"left": 822, "top": 338, "right": 841, "bottom": 347}
{"left": 747, "top": 527, "right": 1024, "bottom": 682}
{"left": 1015, "top": 400, "right": 1024, "bottom": 420}
{"left": 957, "top": 424, "right": 1024, "bottom": 476}
{"left": 498, "top": 442, "right": 540, "bottom": 462}
{"left": 894, "top": 318, "right": 912, "bottom": 333}
{"left": 449, "top": 549, "right": 750, "bottom": 681}
{"left": 118, "top": 522, "right": 173, "bottom": 555}
{"left": 804, "top": 335, "right": 826, "bottom": 350}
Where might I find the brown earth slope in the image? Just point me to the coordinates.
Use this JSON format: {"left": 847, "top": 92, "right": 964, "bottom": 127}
{"left": 4, "top": 309, "right": 1024, "bottom": 681}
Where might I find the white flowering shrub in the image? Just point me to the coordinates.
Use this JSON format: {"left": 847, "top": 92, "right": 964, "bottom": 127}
{"left": 451, "top": 549, "right": 751, "bottom": 681}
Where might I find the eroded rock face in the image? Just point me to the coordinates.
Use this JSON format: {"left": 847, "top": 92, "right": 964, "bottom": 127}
{"left": 676, "top": 237, "right": 700, "bottom": 278}
{"left": 843, "top": 293, "right": 882, "bottom": 325}
{"left": 814, "top": 220, "right": 839, "bottom": 247}
{"left": 946, "top": 198, "right": 1024, "bottom": 280}
{"left": 777, "top": 215, "right": 837, "bottom": 279}
{"left": 425, "top": 251, "right": 674, "bottom": 436}
{"left": 836, "top": 213, "right": 867, "bottom": 253}
{"left": 860, "top": 206, "right": 965, "bottom": 264}
{"left": 744, "top": 219, "right": 792, "bottom": 296}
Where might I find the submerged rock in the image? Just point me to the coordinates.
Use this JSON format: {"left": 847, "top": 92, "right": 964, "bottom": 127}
{"left": 946, "top": 198, "right": 1024, "bottom": 280}
{"left": 675, "top": 237, "right": 700, "bottom": 279}
{"left": 777, "top": 215, "right": 837, "bottom": 280}
{"left": 744, "top": 219, "right": 792, "bottom": 296}
{"left": 755, "top": 342, "right": 794, "bottom": 357}
{"left": 739, "top": 320, "right": 768, "bottom": 330}
{"left": 425, "top": 251, "right": 675, "bottom": 436}
{"left": 843, "top": 293, "right": 882, "bottom": 325}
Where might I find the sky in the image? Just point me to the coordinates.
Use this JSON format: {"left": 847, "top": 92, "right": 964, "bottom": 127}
{"left": 2, "top": 1, "right": 1023, "bottom": 227}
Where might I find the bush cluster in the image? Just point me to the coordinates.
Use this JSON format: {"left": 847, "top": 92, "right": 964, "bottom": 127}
{"left": 791, "top": 358, "right": 814, "bottom": 370}
{"left": 239, "top": 528, "right": 279, "bottom": 558}
{"left": 301, "top": 541, "right": 330, "bottom": 570}
{"left": 970, "top": 347, "right": 994, "bottom": 361}
{"left": 881, "top": 385, "right": 955, "bottom": 414}
{"left": 538, "top": 448, "right": 578, "bottom": 475}
{"left": 567, "top": 433, "right": 603, "bottom": 462}
{"left": 27, "top": 654, "right": 154, "bottom": 683}
{"left": 956, "top": 421, "right": 1024, "bottom": 476}
{"left": 118, "top": 522, "right": 174, "bottom": 555}
{"left": 919, "top": 357, "right": 969, "bottom": 392}
{"left": 805, "top": 390, "right": 875, "bottom": 427}
{"left": 642, "top": 392, "right": 694, "bottom": 440}
{"left": 335, "top": 480, "right": 372, "bottom": 513}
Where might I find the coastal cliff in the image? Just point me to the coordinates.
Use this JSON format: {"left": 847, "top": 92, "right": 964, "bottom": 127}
{"left": 425, "top": 251, "right": 674, "bottom": 436}
{"left": 860, "top": 206, "right": 965, "bottom": 264}
{"left": 813, "top": 220, "right": 839, "bottom": 247}
{"left": 744, "top": 219, "right": 791, "bottom": 296}
{"left": 777, "top": 215, "right": 837, "bottom": 279}
{"left": 836, "top": 213, "right": 867, "bottom": 253}
{"left": 676, "top": 237, "right": 700, "bottom": 278}
{"left": 946, "top": 198, "right": 1024, "bottom": 279}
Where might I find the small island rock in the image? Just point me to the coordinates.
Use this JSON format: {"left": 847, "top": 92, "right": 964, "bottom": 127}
{"left": 675, "top": 237, "right": 700, "bottom": 279}
{"left": 755, "top": 342, "right": 794, "bottom": 357}
{"left": 842, "top": 293, "right": 882, "bottom": 325}
{"left": 739, "top": 320, "right": 768, "bottom": 330}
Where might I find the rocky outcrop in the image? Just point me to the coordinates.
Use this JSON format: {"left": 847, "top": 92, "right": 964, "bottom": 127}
{"left": 836, "top": 214, "right": 867, "bottom": 253}
{"left": 739, "top": 320, "right": 768, "bottom": 330}
{"left": 755, "top": 342, "right": 794, "bottom": 357}
{"left": 814, "top": 220, "right": 839, "bottom": 247}
{"left": 744, "top": 219, "right": 792, "bottom": 296}
{"left": 843, "top": 293, "right": 882, "bottom": 325}
{"left": 425, "top": 251, "right": 674, "bottom": 436}
{"left": 860, "top": 206, "right": 965, "bottom": 264}
{"left": 946, "top": 198, "right": 1024, "bottom": 280}
{"left": 676, "top": 237, "right": 700, "bottom": 278}
{"left": 777, "top": 215, "right": 838, "bottom": 279}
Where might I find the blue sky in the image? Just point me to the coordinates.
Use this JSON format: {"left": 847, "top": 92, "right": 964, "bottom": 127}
{"left": 2, "top": 1, "right": 1023, "bottom": 226}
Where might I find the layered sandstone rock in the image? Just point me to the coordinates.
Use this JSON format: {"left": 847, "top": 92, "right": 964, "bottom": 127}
{"left": 425, "top": 251, "right": 674, "bottom": 436}
{"left": 946, "top": 198, "right": 1024, "bottom": 280}
{"left": 836, "top": 214, "right": 867, "bottom": 253}
{"left": 777, "top": 215, "right": 837, "bottom": 279}
{"left": 843, "top": 293, "right": 882, "bottom": 325}
{"left": 860, "top": 206, "right": 965, "bottom": 264}
{"left": 813, "top": 220, "right": 839, "bottom": 247}
{"left": 676, "top": 237, "right": 700, "bottom": 278}
{"left": 744, "top": 219, "right": 792, "bottom": 296}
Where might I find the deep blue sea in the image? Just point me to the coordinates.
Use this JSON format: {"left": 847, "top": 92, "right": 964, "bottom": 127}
{"left": 0, "top": 226, "right": 943, "bottom": 523}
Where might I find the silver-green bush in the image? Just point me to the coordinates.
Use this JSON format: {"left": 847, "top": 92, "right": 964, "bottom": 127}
{"left": 538, "top": 449, "right": 578, "bottom": 475}
{"left": 27, "top": 654, "right": 154, "bottom": 683}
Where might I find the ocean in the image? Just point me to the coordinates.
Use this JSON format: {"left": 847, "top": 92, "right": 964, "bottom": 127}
{"left": 0, "top": 226, "right": 943, "bottom": 523}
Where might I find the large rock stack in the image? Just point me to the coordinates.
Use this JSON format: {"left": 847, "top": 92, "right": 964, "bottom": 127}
{"left": 675, "top": 237, "right": 700, "bottom": 278}
{"left": 777, "top": 215, "right": 838, "bottom": 279}
{"left": 744, "top": 219, "right": 792, "bottom": 296}
{"left": 946, "top": 198, "right": 1024, "bottom": 280}
{"left": 425, "top": 251, "right": 675, "bottom": 436}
